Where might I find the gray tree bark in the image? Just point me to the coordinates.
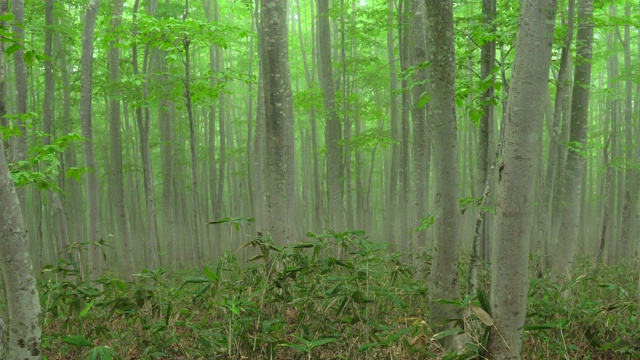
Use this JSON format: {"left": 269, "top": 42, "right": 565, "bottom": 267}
{"left": 260, "top": 0, "right": 295, "bottom": 243}
{"left": 551, "top": 0, "right": 594, "bottom": 280}
{"left": 108, "top": 0, "right": 135, "bottom": 278}
{"left": 132, "top": 0, "right": 160, "bottom": 269}
{"left": 487, "top": 0, "right": 558, "bottom": 358}
{"left": 317, "top": 0, "right": 345, "bottom": 232}
{"left": 411, "top": 0, "right": 430, "bottom": 256}
{"left": 385, "top": 0, "right": 399, "bottom": 248}
{"left": 618, "top": 2, "right": 638, "bottom": 260}
{"left": 0, "top": 135, "right": 42, "bottom": 359}
{"left": 80, "top": 0, "right": 103, "bottom": 282}
{"left": 425, "top": 0, "right": 461, "bottom": 344}
{"left": 537, "top": 0, "right": 575, "bottom": 275}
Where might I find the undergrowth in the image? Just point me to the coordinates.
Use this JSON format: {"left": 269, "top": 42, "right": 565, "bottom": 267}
{"left": 36, "top": 231, "right": 640, "bottom": 359}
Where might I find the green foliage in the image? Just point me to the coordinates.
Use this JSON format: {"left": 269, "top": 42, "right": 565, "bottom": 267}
{"left": 4, "top": 131, "right": 85, "bottom": 189}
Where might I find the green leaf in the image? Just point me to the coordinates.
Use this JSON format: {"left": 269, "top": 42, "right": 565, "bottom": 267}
{"left": 4, "top": 43, "right": 20, "bottom": 56}
{"left": 310, "top": 337, "right": 339, "bottom": 348}
{"left": 202, "top": 266, "right": 219, "bottom": 281}
{"left": 61, "top": 335, "right": 95, "bottom": 347}
{"left": 88, "top": 345, "right": 119, "bottom": 360}
{"left": 80, "top": 300, "right": 95, "bottom": 317}
{"left": 358, "top": 343, "right": 380, "bottom": 351}
{"left": 431, "top": 327, "right": 463, "bottom": 341}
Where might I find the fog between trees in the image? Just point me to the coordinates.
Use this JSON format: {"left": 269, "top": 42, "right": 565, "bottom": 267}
{"left": 0, "top": 0, "right": 639, "bottom": 358}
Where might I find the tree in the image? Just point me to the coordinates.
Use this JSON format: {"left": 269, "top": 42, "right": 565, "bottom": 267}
{"left": 317, "top": 0, "right": 345, "bottom": 232}
{"left": 425, "top": 0, "right": 461, "bottom": 343}
{"left": 0, "top": 135, "right": 42, "bottom": 359}
{"left": 488, "top": 0, "right": 558, "bottom": 357}
{"left": 411, "top": 0, "right": 430, "bottom": 255}
{"left": 108, "top": 0, "right": 135, "bottom": 279}
{"left": 260, "top": 0, "right": 295, "bottom": 243}
{"left": 79, "top": 0, "right": 103, "bottom": 282}
{"left": 551, "top": 0, "right": 594, "bottom": 280}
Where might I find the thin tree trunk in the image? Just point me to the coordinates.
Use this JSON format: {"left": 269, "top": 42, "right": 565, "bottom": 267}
{"left": 108, "top": 0, "right": 135, "bottom": 278}
{"left": 385, "top": 0, "right": 399, "bottom": 248}
{"left": 411, "top": 0, "right": 429, "bottom": 257}
{"left": 132, "top": 0, "right": 160, "bottom": 269}
{"left": 317, "top": 0, "right": 345, "bottom": 232}
{"left": 80, "top": 0, "right": 103, "bottom": 282}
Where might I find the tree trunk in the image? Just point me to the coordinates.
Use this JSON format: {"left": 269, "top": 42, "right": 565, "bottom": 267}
{"left": 487, "top": 0, "right": 558, "bottom": 357}
{"left": 0, "top": 135, "right": 42, "bottom": 359}
{"left": 80, "top": 0, "right": 103, "bottom": 282}
{"left": 132, "top": 0, "right": 160, "bottom": 269}
{"left": 411, "top": 0, "right": 430, "bottom": 256}
{"left": 317, "top": 0, "right": 345, "bottom": 232}
{"left": 618, "top": 2, "right": 638, "bottom": 260}
{"left": 108, "top": 0, "right": 135, "bottom": 278}
{"left": 537, "top": 0, "right": 575, "bottom": 274}
{"left": 551, "top": 0, "right": 594, "bottom": 280}
{"left": 10, "top": 0, "right": 27, "bottom": 218}
{"left": 425, "top": 0, "right": 462, "bottom": 346}
{"left": 260, "top": 0, "right": 295, "bottom": 243}
{"left": 385, "top": 0, "right": 399, "bottom": 248}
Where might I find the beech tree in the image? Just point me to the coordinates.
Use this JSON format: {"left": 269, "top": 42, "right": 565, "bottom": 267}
{"left": 260, "top": 0, "right": 295, "bottom": 243}
{"left": 552, "top": 0, "right": 594, "bottom": 280}
{"left": 425, "top": 0, "right": 461, "bottom": 343}
{"left": 488, "top": 0, "right": 558, "bottom": 357}
{"left": 79, "top": 0, "right": 103, "bottom": 282}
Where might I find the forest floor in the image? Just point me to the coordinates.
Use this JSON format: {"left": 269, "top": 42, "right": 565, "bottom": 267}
{"left": 36, "top": 233, "right": 640, "bottom": 359}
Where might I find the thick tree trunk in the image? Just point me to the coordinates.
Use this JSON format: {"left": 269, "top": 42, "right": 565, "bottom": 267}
{"left": 0, "top": 135, "right": 42, "bottom": 359}
{"left": 425, "top": 0, "right": 462, "bottom": 346}
{"left": 487, "top": 0, "right": 558, "bottom": 358}
{"left": 260, "top": 0, "right": 295, "bottom": 243}
{"left": 551, "top": 0, "right": 594, "bottom": 280}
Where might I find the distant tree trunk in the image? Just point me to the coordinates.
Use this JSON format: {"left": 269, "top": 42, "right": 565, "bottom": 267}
{"left": 43, "top": 0, "right": 71, "bottom": 257}
{"left": 487, "top": 0, "right": 558, "bottom": 357}
{"left": 618, "top": 2, "right": 638, "bottom": 260}
{"left": 537, "top": 0, "right": 575, "bottom": 275}
{"left": 397, "top": 0, "right": 410, "bottom": 253}
{"left": 411, "top": 0, "right": 429, "bottom": 255}
{"left": 551, "top": 0, "right": 594, "bottom": 280}
{"left": 260, "top": 0, "right": 295, "bottom": 243}
{"left": 596, "top": 134, "right": 612, "bottom": 264}
{"left": 469, "top": 0, "right": 496, "bottom": 294}
{"left": 203, "top": 0, "right": 222, "bottom": 257}
{"left": 132, "top": 0, "right": 160, "bottom": 269}
{"left": 296, "top": 0, "right": 323, "bottom": 231}
{"left": 317, "top": 0, "right": 345, "bottom": 232}
{"left": 385, "top": 0, "right": 399, "bottom": 247}
{"left": 55, "top": 19, "right": 84, "bottom": 249}
{"left": 80, "top": 0, "right": 103, "bottom": 282}
{"left": 108, "top": 0, "right": 135, "bottom": 278}
{"left": 425, "top": 0, "right": 462, "bottom": 346}
{"left": 181, "top": 2, "right": 203, "bottom": 266}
